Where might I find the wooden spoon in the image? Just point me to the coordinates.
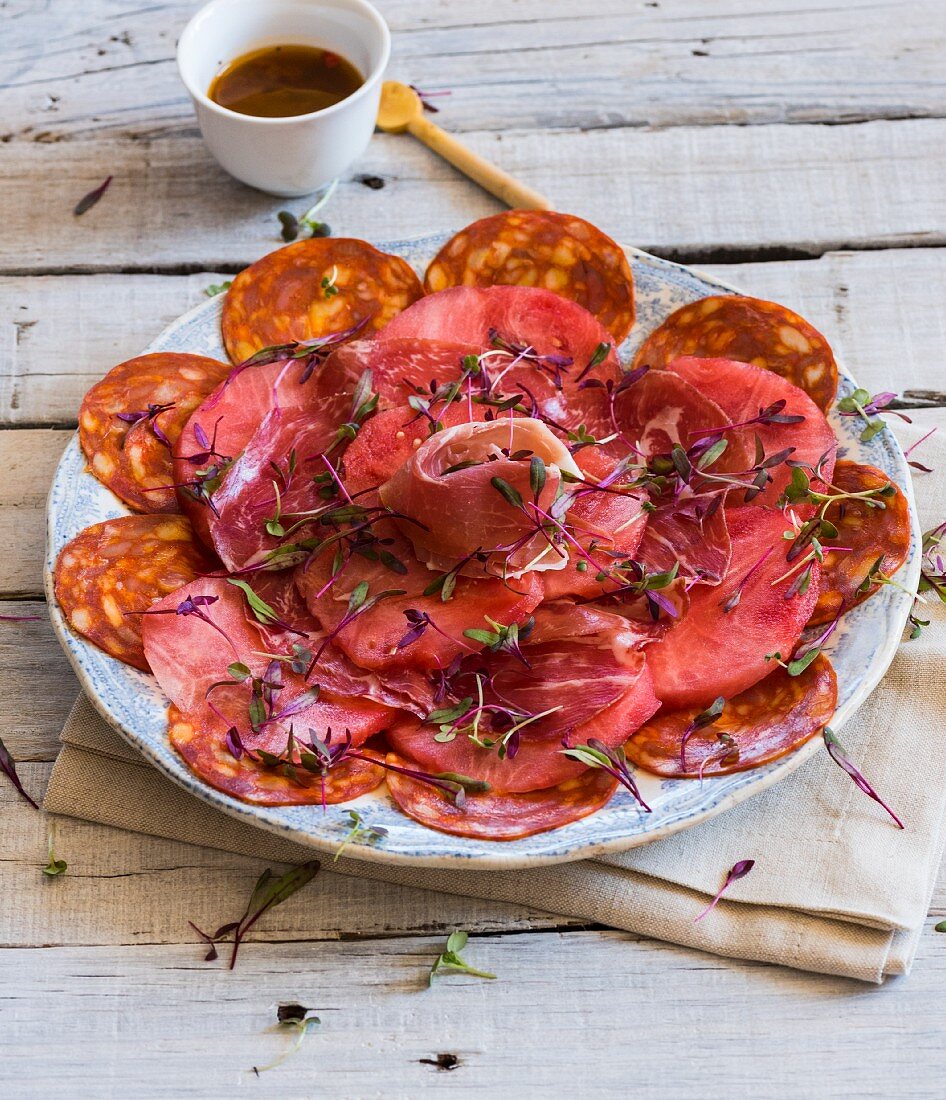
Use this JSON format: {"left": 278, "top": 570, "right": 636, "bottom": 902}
{"left": 376, "top": 81, "right": 551, "bottom": 210}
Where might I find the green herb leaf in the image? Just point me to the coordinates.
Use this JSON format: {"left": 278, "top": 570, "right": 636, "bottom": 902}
{"left": 429, "top": 930, "right": 497, "bottom": 985}
{"left": 348, "top": 580, "right": 369, "bottom": 613}
{"left": 227, "top": 578, "right": 280, "bottom": 625}
{"left": 228, "top": 661, "right": 252, "bottom": 681}
{"left": 491, "top": 476, "right": 523, "bottom": 509}
{"left": 278, "top": 210, "right": 300, "bottom": 242}
{"left": 935, "top": 920, "right": 946, "bottom": 933}
{"left": 204, "top": 281, "right": 232, "bottom": 297}
{"left": 530, "top": 455, "right": 547, "bottom": 498}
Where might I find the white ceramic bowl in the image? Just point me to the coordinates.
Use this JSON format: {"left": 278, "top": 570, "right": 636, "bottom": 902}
{"left": 177, "top": 0, "right": 390, "bottom": 196}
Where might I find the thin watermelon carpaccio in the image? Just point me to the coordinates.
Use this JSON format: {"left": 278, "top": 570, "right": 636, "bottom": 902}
{"left": 645, "top": 503, "right": 821, "bottom": 710}
{"left": 666, "top": 356, "right": 837, "bottom": 502}
{"left": 386, "top": 659, "right": 659, "bottom": 793}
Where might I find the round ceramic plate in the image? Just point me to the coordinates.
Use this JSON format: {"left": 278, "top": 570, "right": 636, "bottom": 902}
{"left": 45, "top": 235, "right": 922, "bottom": 869}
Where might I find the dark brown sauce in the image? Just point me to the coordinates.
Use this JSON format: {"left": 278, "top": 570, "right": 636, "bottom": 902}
{"left": 208, "top": 44, "right": 363, "bottom": 118}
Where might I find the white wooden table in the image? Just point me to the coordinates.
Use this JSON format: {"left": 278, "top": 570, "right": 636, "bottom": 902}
{"left": 2, "top": 2, "right": 946, "bottom": 1095}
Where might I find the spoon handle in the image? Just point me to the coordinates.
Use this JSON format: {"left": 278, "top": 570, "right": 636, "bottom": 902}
{"left": 407, "top": 115, "right": 552, "bottom": 210}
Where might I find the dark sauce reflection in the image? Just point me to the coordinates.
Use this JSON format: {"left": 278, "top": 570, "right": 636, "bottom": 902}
{"left": 208, "top": 44, "right": 364, "bottom": 118}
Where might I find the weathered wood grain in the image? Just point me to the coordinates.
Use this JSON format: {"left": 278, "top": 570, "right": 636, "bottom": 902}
{"left": 0, "top": 765, "right": 585, "bottom": 946}
{"left": 2, "top": 0, "right": 944, "bottom": 140}
{"left": 4, "top": 248, "right": 944, "bottom": 425}
{"left": 0, "top": 430, "right": 68, "bottom": 596}
{"left": 3, "top": 933, "right": 946, "bottom": 1099}
{"left": 3, "top": 119, "right": 945, "bottom": 273}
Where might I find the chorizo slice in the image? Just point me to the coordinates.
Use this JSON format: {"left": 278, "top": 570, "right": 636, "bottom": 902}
{"left": 384, "top": 752, "right": 617, "bottom": 839}
{"left": 635, "top": 295, "right": 838, "bottom": 411}
{"left": 169, "top": 706, "right": 387, "bottom": 806}
{"left": 54, "top": 515, "right": 215, "bottom": 671}
{"left": 625, "top": 654, "right": 837, "bottom": 778}
{"left": 808, "top": 461, "right": 911, "bottom": 626}
{"left": 424, "top": 210, "right": 635, "bottom": 344}
{"left": 79, "top": 353, "right": 232, "bottom": 513}
{"left": 221, "top": 238, "right": 423, "bottom": 363}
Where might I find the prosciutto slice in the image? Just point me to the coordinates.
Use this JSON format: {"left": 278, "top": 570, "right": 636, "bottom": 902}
{"left": 637, "top": 494, "right": 731, "bottom": 585}
{"left": 379, "top": 417, "right": 582, "bottom": 577}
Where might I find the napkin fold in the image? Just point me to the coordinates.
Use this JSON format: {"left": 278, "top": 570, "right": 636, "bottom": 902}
{"left": 44, "top": 414, "right": 946, "bottom": 983}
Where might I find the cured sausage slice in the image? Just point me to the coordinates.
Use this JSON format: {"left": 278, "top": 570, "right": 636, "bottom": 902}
{"left": 385, "top": 753, "right": 617, "bottom": 839}
{"left": 221, "top": 238, "right": 423, "bottom": 363}
{"left": 646, "top": 504, "right": 821, "bottom": 709}
{"left": 808, "top": 461, "right": 911, "bottom": 626}
{"left": 295, "top": 520, "right": 543, "bottom": 673}
{"left": 55, "top": 515, "right": 214, "bottom": 671}
{"left": 424, "top": 210, "right": 635, "bottom": 343}
{"left": 634, "top": 295, "right": 838, "bottom": 410}
{"left": 386, "top": 662, "right": 658, "bottom": 792}
{"left": 668, "top": 356, "right": 837, "bottom": 503}
{"left": 625, "top": 655, "right": 837, "bottom": 777}
{"left": 169, "top": 706, "right": 386, "bottom": 806}
{"left": 378, "top": 285, "right": 621, "bottom": 431}
{"left": 79, "top": 352, "right": 232, "bottom": 513}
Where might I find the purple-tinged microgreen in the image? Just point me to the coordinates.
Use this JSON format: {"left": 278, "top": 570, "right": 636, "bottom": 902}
{"left": 680, "top": 696, "right": 725, "bottom": 770}
{"left": 689, "top": 399, "right": 804, "bottom": 445}
{"left": 189, "top": 861, "right": 321, "bottom": 969}
{"left": 251, "top": 1004, "right": 321, "bottom": 1076}
{"left": 395, "top": 609, "right": 459, "bottom": 652}
{"left": 321, "top": 265, "right": 340, "bottom": 299}
{"left": 566, "top": 423, "right": 617, "bottom": 453}
{"left": 904, "top": 426, "right": 937, "bottom": 474}
{"left": 333, "top": 809, "right": 389, "bottom": 862}
{"left": 486, "top": 329, "right": 574, "bottom": 390}
{"left": 429, "top": 931, "right": 496, "bottom": 985}
{"left": 561, "top": 738, "right": 651, "bottom": 812}
{"left": 409, "top": 84, "right": 452, "bottom": 113}
{"left": 837, "top": 388, "right": 911, "bottom": 443}
{"left": 693, "top": 859, "right": 755, "bottom": 921}
{"left": 0, "top": 734, "right": 38, "bottom": 809}
{"left": 574, "top": 341, "right": 612, "bottom": 384}
{"left": 822, "top": 727, "right": 904, "bottom": 829}
{"left": 204, "top": 281, "right": 232, "bottom": 297}
{"left": 304, "top": 587, "right": 407, "bottom": 678}
{"left": 74, "top": 175, "right": 112, "bottom": 216}
{"left": 463, "top": 614, "right": 535, "bottom": 667}
{"left": 226, "top": 577, "right": 301, "bottom": 635}
{"left": 779, "top": 473, "right": 894, "bottom": 563}
{"left": 767, "top": 608, "right": 842, "bottom": 677}
{"left": 116, "top": 402, "right": 175, "bottom": 448}
{"left": 905, "top": 520, "right": 946, "bottom": 639}
{"left": 42, "top": 826, "right": 67, "bottom": 877}
{"left": 0, "top": 612, "right": 42, "bottom": 622}
{"left": 491, "top": 475, "right": 524, "bottom": 509}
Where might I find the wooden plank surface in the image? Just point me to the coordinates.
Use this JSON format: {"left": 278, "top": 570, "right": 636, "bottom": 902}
{"left": 3, "top": 119, "right": 945, "bottom": 273}
{"left": 3, "top": 934, "right": 946, "bottom": 1100}
{"left": 4, "top": 248, "right": 945, "bottom": 425}
{"left": 3, "top": 1, "right": 944, "bottom": 137}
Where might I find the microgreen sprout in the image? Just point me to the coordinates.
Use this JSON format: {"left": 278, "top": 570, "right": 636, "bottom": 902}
{"left": 74, "top": 175, "right": 112, "bottom": 216}
{"left": 822, "top": 727, "right": 903, "bottom": 829}
{"left": 1, "top": 733, "right": 38, "bottom": 808}
{"left": 693, "top": 859, "right": 755, "bottom": 921}
{"left": 251, "top": 1004, "right": 321, "bottom": 1076}
{"left": 429, "top": 931, "right": 496, "bottom": 984}
{"left": 679, "top": 696, "right": 725, "bottom": 770}
{"left": 276, "top": 180, "right": 337, "bottom": 241}
{"left": 561, "top": 738, "right": 651, "bottom": 811}
{"left": 204, "top": 281, "right": 232, "bottom": 297}
{"left": 189, "top": 861, "right": 321, "bottom": 969}
{"left": 334, "top": 809, "right": 389, "bottom": 861}
{"left": 837, "top": 388, "right": 911, "bottom": 443}
{"left": 42, "top": 825, "right": 67, "bottom": 877}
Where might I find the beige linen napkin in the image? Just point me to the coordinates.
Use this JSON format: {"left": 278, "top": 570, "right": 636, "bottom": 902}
{"left": 45, "top": 413, "right": 946, "bottom": 983}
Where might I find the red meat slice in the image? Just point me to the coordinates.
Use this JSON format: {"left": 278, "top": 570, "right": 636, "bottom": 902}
{"left": 172, "top": 359, "right": 348, "bottom": 547}
{"left": 637, "top": 495, "right": 731, "bottom": 586}
{"left": 386, "top": 660, "right": 658, "bottom": 792}
{"left": 646, "top": 504, "right": 821, "bottom": 709}
{"left": 626, "top": 655, "right": 837, "bottom": 777}
{"left": 667, "top": 356, "right": 837, "bottom": 502}
{"left": 318, "top": 337, "right": 481, "bottom": 411}
{"left": 378, "top": 285, "right": 621, "bottom": 431}
{"left": 342, "top": 402, "right": 488, "bottom": 497}
{"left": 295, "top": 521, "right": 543, "bottom": 673}
{"left": 385, "top": 755, "right": 618, "bottom": 839}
